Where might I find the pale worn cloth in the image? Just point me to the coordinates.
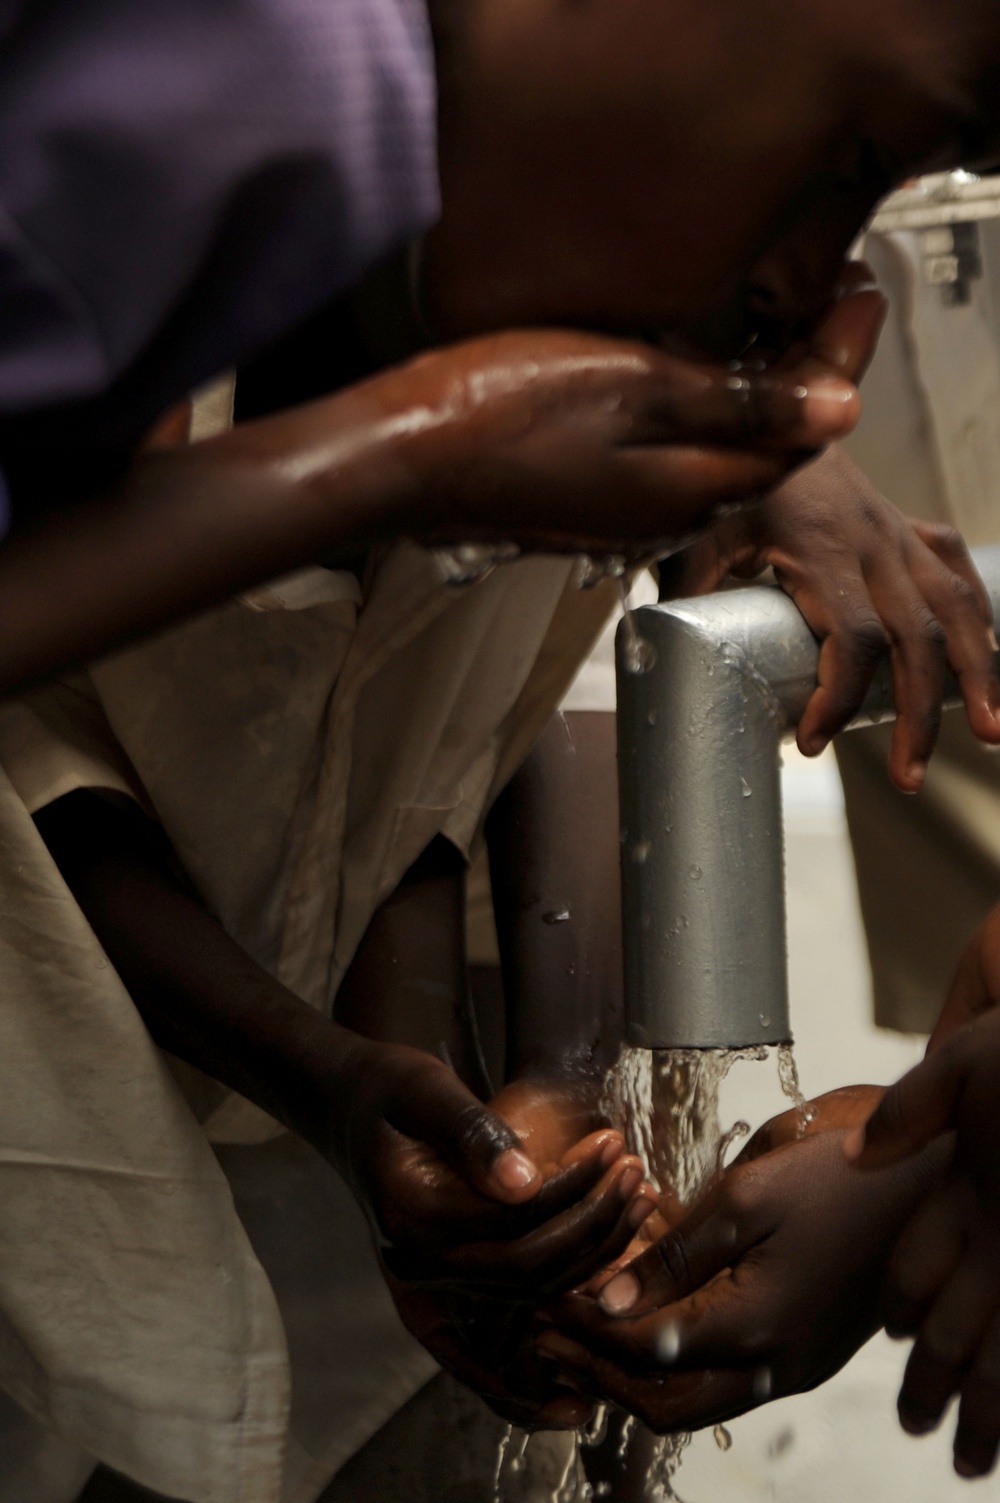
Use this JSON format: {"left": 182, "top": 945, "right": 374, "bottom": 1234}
{"left": 0, "top": 550, "right": 616, "bottom": 1501}
{"left": 837, "top": 224, "right": 1000, "bottom": 1032}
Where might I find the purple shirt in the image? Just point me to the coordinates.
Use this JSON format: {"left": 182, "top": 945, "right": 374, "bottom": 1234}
{"left": 0, "top": 0, "right": 439, "bottom": 519}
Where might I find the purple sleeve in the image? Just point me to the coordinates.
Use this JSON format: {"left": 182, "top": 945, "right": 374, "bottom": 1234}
{"left": 0, "top": 0, "right": 439, "bottom": 487}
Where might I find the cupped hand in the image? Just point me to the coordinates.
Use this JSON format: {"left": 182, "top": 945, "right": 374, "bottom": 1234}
{"left": 538, "top": 1114, "right": 948, "bottom": 1435}
{"left": 385, "top": 268, "right": 885, "bottom": 559}
{"left": 659, "top": 445, "right": 1000, "bottom": 793}
{"left": 337, "top": 1043, "right": 655, "bottom": 1297}
{"left": 847, "top": 902, "right": 1000, "bottom": 1476}
{"left": 356, "top": 1069, "right": 657, "bottom": 1432}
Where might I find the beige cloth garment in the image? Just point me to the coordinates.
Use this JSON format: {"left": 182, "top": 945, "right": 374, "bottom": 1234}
{"left": 837, "top": 224, "right": 1000, "bottom": 1031}
{"left": 0, "top": 546, "right": 615, "bottom": 1502}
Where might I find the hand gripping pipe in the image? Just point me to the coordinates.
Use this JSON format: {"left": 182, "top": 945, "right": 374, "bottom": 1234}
{"left": 616, "top": 542, "right": 1000, "bottom": 1050}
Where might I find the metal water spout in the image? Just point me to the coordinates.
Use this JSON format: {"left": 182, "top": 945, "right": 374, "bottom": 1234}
{"left": 616, "top": 542, "right": 1000, "bottom": 1050}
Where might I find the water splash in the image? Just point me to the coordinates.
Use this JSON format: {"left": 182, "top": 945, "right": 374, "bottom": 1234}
{"left": 493, "top": 1424, "right": 514, "bottom": 1503}
{"left": 776, "top": 1043, "right": 817, "bottom": 1137}
{"left": 605, "top": 1045, "right": 764, "bottom": 1202}
{"left": 618, "top": 577, "right": 658, "bottom": 676}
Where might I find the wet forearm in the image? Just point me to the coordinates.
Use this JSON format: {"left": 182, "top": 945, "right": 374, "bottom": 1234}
{"left": 0, "top": 375, "right": 436, "bottom": 694}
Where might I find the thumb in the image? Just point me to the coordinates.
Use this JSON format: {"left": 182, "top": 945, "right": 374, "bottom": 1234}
{"left": 387, "top": 1059, "right": 543, "bottom": 1203}
{"left": 592, "top": 1178, "right": 759, "bottom": 1318}
{"left": 844, "top": 1048, "right": 965, "bottom": 1169}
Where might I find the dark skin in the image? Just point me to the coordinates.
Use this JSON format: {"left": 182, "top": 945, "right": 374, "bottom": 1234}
{"left": 538, "top": 1089, "right": 952, "bottom": 1437}
{"left": 10, "top": 0, "right": 1000, "bottom": 688}
{"left": 32, "top": 770, "right": 657, "bottom": 1432}
{"left": 661, "top": 446, "right": 1000, "bottom": 792}
{"left": 848, "top": 901, "right": 1000, "bottom": 1478}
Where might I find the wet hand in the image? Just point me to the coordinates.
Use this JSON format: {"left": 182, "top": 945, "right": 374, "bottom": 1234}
{"left": 338, "top": 1043, "right": 654, "bottom": 1297}
{"left": 385, "top": 270, "right": 884, "bottom": 559}
{"left": 537, "top": 1124, "right": 946, "bottom": 1435}
{"left": 847, "top": 904, "right": 1000, "bottom": 1476}
{"left": 367, "top": 1071, "right": 656, "bottom": 1431}
{"left": 660, "top": 445, "right": 1000, "bottom": 793}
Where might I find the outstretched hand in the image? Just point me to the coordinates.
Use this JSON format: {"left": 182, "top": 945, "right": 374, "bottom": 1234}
{"left": 847, "top": 901, "right": 1000, "bottom": 1476}
{"left": 659, "top": 445, "right": 1000, "bottom": 793}
{"left": 538, "top": 1091, "right": 947, "bottom": 1435}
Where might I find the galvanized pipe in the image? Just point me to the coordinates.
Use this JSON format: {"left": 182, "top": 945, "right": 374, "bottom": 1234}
{"left": 617, "top": 542, "right": 1000, "bottom": 1050}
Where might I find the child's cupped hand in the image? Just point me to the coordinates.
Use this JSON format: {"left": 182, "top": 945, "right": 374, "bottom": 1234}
{"left": 536, "top": 1093, "right": 948, "bottom": 1435}
{"left": 334, "top": 1041, "right": 655, "bottom": 1294}
{"left": 336, "top": 1060, "right": 655, "bottom": 1428}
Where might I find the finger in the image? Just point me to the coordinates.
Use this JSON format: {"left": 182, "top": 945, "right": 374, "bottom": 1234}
{"left": 954, "top": 1309, "right": 1000, "bottom": 1477}
{"left": 898, "top": 1238, "right": 1000, "bottom": 1439}
{"left": 547, "top": 1270, "right": 759, "bottom": 1378}
{"left": 635, "top": 362, "right": 859, "bottom": 453}
{"left": 909, "top": 522, "right": 1000, "bottom": 746}
{"left": 387, "top": 1065, "right": 543, "bottom": 1203}
{"left": 536, "top": 1331, "right": 760, "bottom": 1434}
{"left": 423, "top": 1321, "right": 593, "bottom": 1431}
{"left": 884, "top": 1177, "right": 970, "bottom": 1338}
{"left": 804, "top": 268, "right": 888, "bottom": 385}
{"left": 587, "top": 1178, "right": 764, "bottom": 1318}
{"left": 782, "top": 575, "right": 888, "bottom": 755}
{"left": 845, "top": 1046, "right": 967, "bottom": 1168}
{"left": 388, "top": 1135, "right": 630, "bottom": 1254}
{"left": 875, "top": 576, "right": 946, "bottom": 794}
{"left": 429, "top": 1161, "right": 657, "bottom": 1294}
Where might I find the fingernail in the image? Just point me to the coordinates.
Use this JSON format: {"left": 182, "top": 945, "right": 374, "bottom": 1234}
{"left": 618, "top": 1166, "right": 643, "bottom": 1200}
{"left": 842, "top": 1127, "right": 865, "bottom": 1161}
{"left": 802, "top": 378, "right": 857, "bottom": 434}
{"left": 600, "top": 1136, "right": 624, "bottom": 1167}
{"left": 901, "top": 1413, "right": 936, "bottom": 1437}
{"left": 628, "top": 1195, "right": 656, "bottom": 1230}
{"left": 494, "top": 1149, "right": 538, "bottom": 1192}
{"left": 905, "top": 762, "right": 926, "bottom": 792}
{"left": 599, "top": 1272, "right": 641, "bottom": 1315}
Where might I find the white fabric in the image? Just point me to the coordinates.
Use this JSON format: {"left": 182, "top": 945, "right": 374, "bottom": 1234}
{"left": 0, "top": 547, "right": 616, "bottom": 1501}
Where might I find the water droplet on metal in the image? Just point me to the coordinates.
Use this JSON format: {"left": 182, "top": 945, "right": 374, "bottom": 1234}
{"left": 688, "top": 864, "right": 703, "bottom": 882}
{"left": 543, "top": 908, "right": 570, "bottom": 925}
{"left": 740, "top": 777, "right": 752, "bottom": 798}
{"left": 632, "top": 840, "right": 652, "bottom": 865}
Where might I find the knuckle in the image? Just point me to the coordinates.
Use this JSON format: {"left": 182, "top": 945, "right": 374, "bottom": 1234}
{"left": 908, "top": 607, "right": 946, "bottom": 651}
{"left": 928, "top": 523, "right": 967, "bottom": 560}
{"left": 946, "top": 574, "right": 981, "bottom": 615}
{"left": 656, "top": 1234, "right": 693, "bottom": 1292}
{"left": 840, "top": 614, "right": 889, "bottom": 660}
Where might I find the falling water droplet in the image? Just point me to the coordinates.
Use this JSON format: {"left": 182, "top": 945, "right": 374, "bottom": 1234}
{"left": 714, "top": 1424, "right": 733, "bottom": 1452}
{"left": 493, "top": 1424, "right": 513, "bottom": 1503}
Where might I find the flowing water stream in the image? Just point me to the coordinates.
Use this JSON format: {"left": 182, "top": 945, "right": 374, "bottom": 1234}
{"left": 490, "top": 563, "right": 810, "bottom": 1500}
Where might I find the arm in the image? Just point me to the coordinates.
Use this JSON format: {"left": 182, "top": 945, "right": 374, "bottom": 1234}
{"left": 0, "top": 290, "right": 881, "bottom": 693}
{"left": 35, "top": 791, "right": 647, "bottom": 1292}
